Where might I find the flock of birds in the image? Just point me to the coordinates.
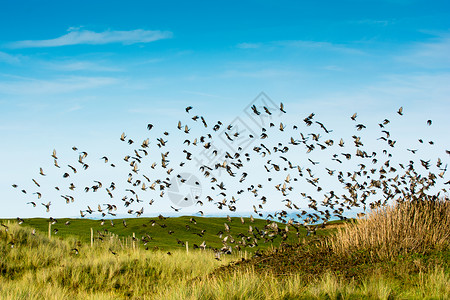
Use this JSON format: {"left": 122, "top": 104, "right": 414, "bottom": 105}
{"left": 6, "top": 102, "right": 450, "bottom": 255}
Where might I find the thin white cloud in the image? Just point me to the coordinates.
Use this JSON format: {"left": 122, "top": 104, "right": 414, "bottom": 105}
{"left": 273, "top": 40, "right": 365, "bottom": 55}
{"left": 322, "top": 65, "right": 344, "bottom": 71}
{"left": 236, "top": 40, "right": 365, "bottom": 55}
{"left": 396, "top": 34, "right": 450, "bottom": 68}
{"left": 66, "top": 104, "right": 83, "bottom": 112}
{"left": 348, "top": 19, "right": 393, "bottom": 26}
{"left": 0, "top": 51, "right": 21, "bottom": 64}
{"left": 220, "top": 68, "right": 298, "bottom": 79}
{"left": 128, "top": 107, "right": 182, "bottom": 117}
{"left": 182, "top": 90, "right": 227, "bottom": 99}
{"left": 46, "top": 60, "right": 122, "bottom": 72}
{"left": 0, "top": 75, "right": 118, "bottom": 95}
{"left": 7, "top": 28, "right": 173, "bottom": 48}
{"left": 236, "top": 42, "right": 262, "bottom": 49}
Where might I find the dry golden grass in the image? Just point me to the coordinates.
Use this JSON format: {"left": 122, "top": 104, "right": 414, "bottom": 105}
{"left": 326, "top": 198, "right": 450, "bottom": 260}
{"left": 1, "top": 199, "right": 449, "bottom": 299}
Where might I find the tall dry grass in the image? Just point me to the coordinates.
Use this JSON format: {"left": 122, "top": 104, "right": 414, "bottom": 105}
{"left": 326, "top": 198, "right": 450, "bottom": 260}
{"left": 156, "top": 267, "right": 449, "bottom": 299}
{"left": 1, "top": 209, "right": 449, "bottom": 299}
{"left": 0, "top": 222, "right": 237, "bottom": 299}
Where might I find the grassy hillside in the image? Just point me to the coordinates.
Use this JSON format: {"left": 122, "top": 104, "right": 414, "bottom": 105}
{"left": 1, "top": 200, "right": 448, "bottom": 299}
{"left": 0, "top": 216, "right": 345, "bottom": 252}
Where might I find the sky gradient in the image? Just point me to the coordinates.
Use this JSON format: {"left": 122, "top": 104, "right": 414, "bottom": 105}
{"left": 1, "top": 0, "right": 449, "bottom": 218}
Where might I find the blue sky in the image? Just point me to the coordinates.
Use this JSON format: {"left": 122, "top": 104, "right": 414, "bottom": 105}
{"left": 1, "top": 0, "right": 449, "bottom": 219}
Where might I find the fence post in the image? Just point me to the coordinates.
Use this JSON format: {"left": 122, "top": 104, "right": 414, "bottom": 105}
{"left": 48, "top": 222, "right": 51, "bottom": 239}
{"left": 186, "top": 241, "right": 189, "bottom": 254}
{"left": 132, "top": 232, "right": 136, "bottom": 251}
{"left": 91, "top": 228, "right": 93, "bottom": 247}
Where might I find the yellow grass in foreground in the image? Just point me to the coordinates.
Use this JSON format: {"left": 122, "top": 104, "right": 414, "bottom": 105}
{"left": 326, "top": 199, "right": 450, "bottom": 260}
{"left": 1, "top": 199, "right": 449, "bottom": 299}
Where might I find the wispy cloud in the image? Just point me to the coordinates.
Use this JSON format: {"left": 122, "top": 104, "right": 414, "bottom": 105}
{"left": 366, "top": 73, "right": 450, "bottom": 102}
{"left": 273, "top": 40, "right": 365, "bottom": 55}
{"left": 220, "top": 68, "right": 298, "bottom": 79}
{"left": 0, "top": 75, "right": 118, "bottom": 95}
{"left": 128, "top": 107, "right": 182, "bottom": 117}
{"left": 7, "top": 28, "right": 173, "bottom": 48}
{"left": 236, "top": 42, "right": 262, "bottom": 49}
{"left": 396, "top": 33, "right": 450, "bottom": 68}
{"left": 321, "top": 65, "right": 345, "bottom": 71}
{"left": 46, "top": 60, "right": 122, "bottom": 72}
{"left": 0, "top": 51, "right": 21, "bottom": 64}
{"left": 66, "top": 104, "right": 83, "bottom": 113}
{"left": 236, "top": 40, "right": 365, "bottom": 55}
{"left": 348, "top": 19, "right": 393, "bottom": 27}
{"left": 182, "top": 90, "right": 232, "bottom": 100}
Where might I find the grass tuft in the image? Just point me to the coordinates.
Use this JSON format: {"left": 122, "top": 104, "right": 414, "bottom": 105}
{"left": 326, "top": 198, "right": 450, "bottom": 261}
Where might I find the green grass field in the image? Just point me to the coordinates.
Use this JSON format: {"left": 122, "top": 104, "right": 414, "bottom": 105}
{"left": 1, "top": 200, "right": 449, "bottom": 299}
{"left": 1, "top": 216, "right": 343, "bottom": 252}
